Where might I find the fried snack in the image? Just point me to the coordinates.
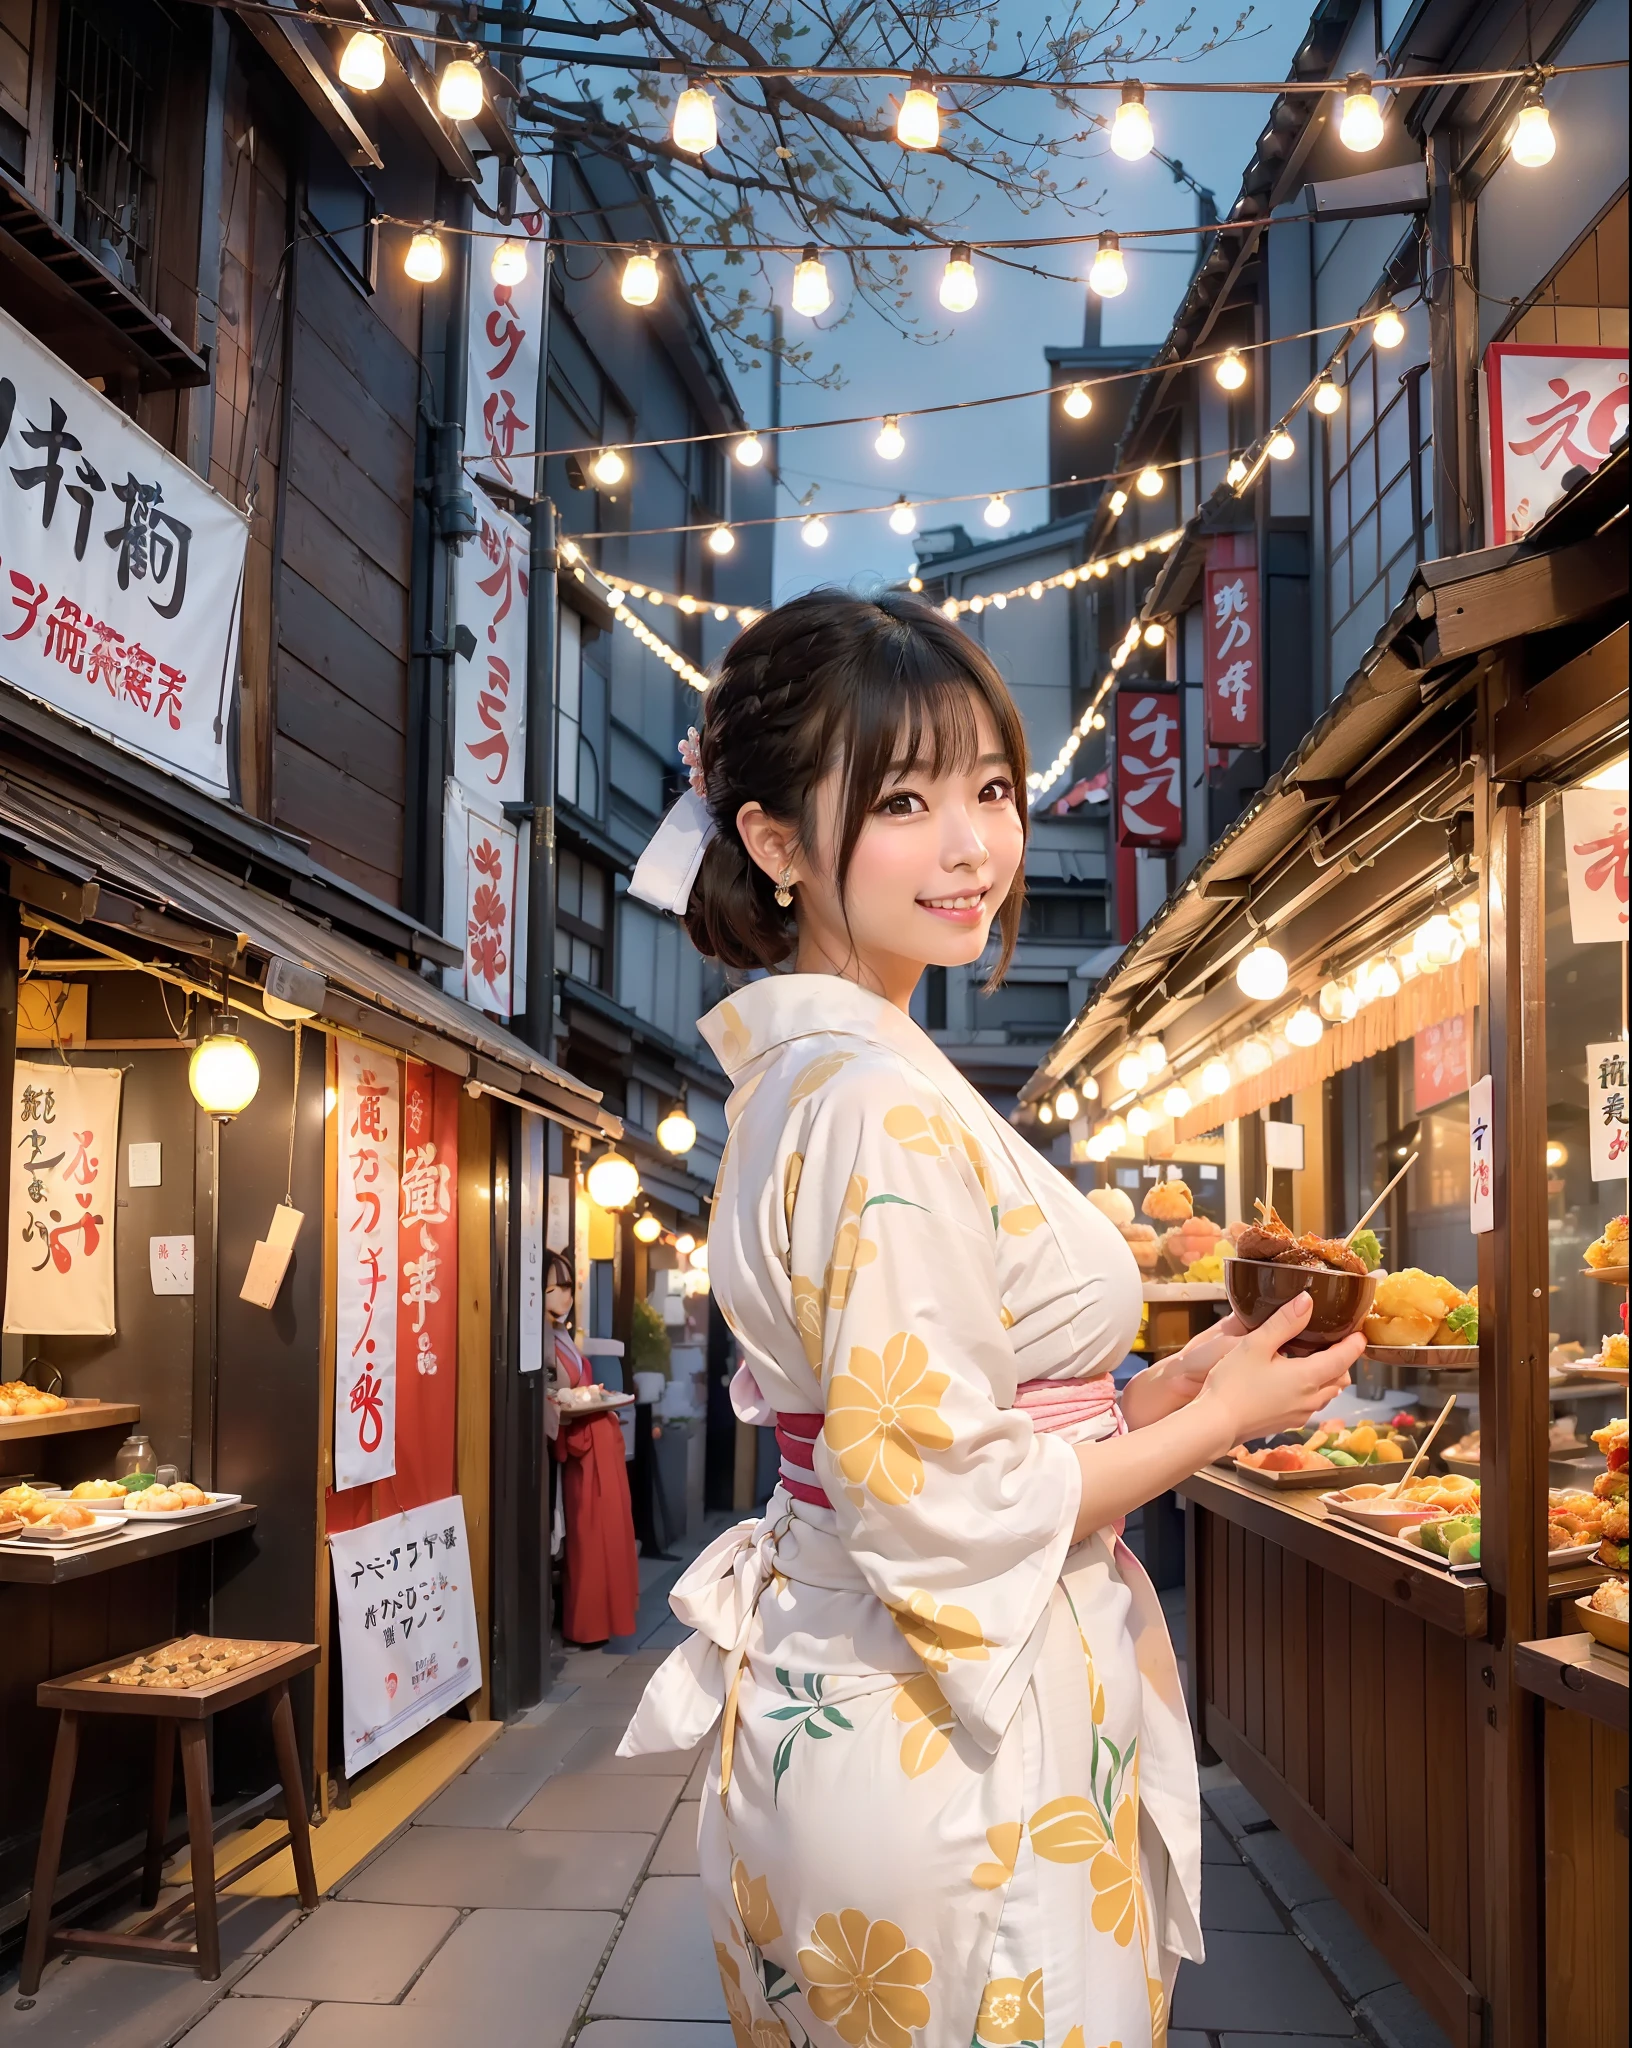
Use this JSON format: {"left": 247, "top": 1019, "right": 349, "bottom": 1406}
{"left": 1373, "top": 1268, "right": 1465, "bottom": 1324}
{"left": 1584, "top": 1214, "right": 1629, "bottom": 1268}
{"left": 0, "top": 1483, "right": 58, "bottom": 1524}
{"left": 1142, "top": 1178, "right": 1194, "bottom": 1223}
{"left": 1235, "top": 1202, "right": 1297, "bottom": 1264}
{"left": 1588, "top": 1579, "right": 1630, "bottom": 1622}
{"left": 1603, "top": 1334, "right": 1629, "bottom": 1372}
{"left": 1432, "top": 1302, "right": 1479, "bottom": 1346}
{"left": 70, "top": 1479, "right": 127, "bottom": 1500}
{"left": 39, "top": 1503, "right": 96, "bottom": 1531}
{"left": 126, "top": 1488, "right": 185, "bottom": 1514}
{"left": 1364, "top": 1311, "right": 1441, "bottom": 1347}
{"left": 1295, "top": 1233, "right": 1369, "bottom": 1277}
{"left": 97, "top": 1637, "right": 275, "bottom": 1690}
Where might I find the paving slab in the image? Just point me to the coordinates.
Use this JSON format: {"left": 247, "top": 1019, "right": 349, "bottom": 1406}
{"left": 0, "top": 1952, "right": 256, "bottom": 2048}
{"left": 465, "top": 1721, "right": 587, "bottom": 1779}
{"left": 1239, "top": 1828, "right": 1333, "bottom": 1910}
{"left": 1171, "top": 1930, "right": 1357, "bottom": 2036}
{"left": 412, "top": 1768, "right": 540, "bottom": 1828}
{"left": 340, "top": 1824, "right": 651, "bottom": 1911}
{"left": 1200, "top": 1861, "right": 1286, "bottom": 1932}
{"left": 578, "top": 2026, "right": 734, "bottom": 2047}
{"left": 402, "top": 1906, "right": 617, "bottom": 2039}
{"left": 512, "top": 1770, "right": 686, "bottom": 1834}
{"left": 1202, "top": 1816, "right": 1243, "bottom": 1863}
{"left": 232, "top": 1901, "right": 458, "bottom": 2004}
{"left": 174, "top": 1997, "right": 311, "bottom": 2048}
{"left": 648, "top": 1801, "right": 702, "bottom": 1876}
{"left": 277, "top": 2007, "right": 490, "bottom": 2048}
{"left": 589, "top": 1876, "right": 729, "bottom": 2023}
{"left": 1356, "top": 1982, "right": 1456, "bottom": 2048}
{"left": 1204, "top": 1779, "right": 1275, "bottom": 1841}
{"left": 556, "top": 1724, "right": 701, "bottom": 1778}
{"left": 1293, "top": 1898, "right": 1399, "bottom": 2001}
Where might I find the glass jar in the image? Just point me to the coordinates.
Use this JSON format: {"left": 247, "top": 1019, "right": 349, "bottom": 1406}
{"left": 114, "top": 1431, "right": 156, "bottom": 1481}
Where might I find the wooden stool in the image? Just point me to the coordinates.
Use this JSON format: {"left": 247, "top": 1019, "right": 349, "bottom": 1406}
{"left": 20, "top": 1639, "right": 320, "bottom": 1995}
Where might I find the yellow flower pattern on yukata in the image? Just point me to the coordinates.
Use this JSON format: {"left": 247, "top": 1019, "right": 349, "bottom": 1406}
{"left": 788, "top": 1051, "right": 855, "bottom": 1106}
{"left": 826, "top": 1175, "right": 880, "bottom": 1312}
{"left": 886, "top": 1588, "right": 990, "bottom": 1672}
{"left": 882, "top": 1103, "right": 1000, "bottom": 1220}
{"left": 714, "top": 1002, "right": 752, "bottom": 1068}
{"left": 999, "top": 1204, "right": 1045, "bottom": 1236}
{"left": 824, "top": 1333, "right": 953, "bottom": 1505}
{"left": 1090, "top": 1795, "right": 1143, "bottom": 1947}
{"left": 1028, "top": 1796, "right": 1109, "bottom": 1865}
{"left": 974, "top": 1968, "right": 1044, "bottom": 2046}
{"left": 797, "top": 1910, "right": 933, "bottom": 2048}
{"left": 971, "top": 1821, "right": 1023, "bottom": 1890}
{"left": 715, "top": 1941, "right": 791, "bottom": 2048}
{"left": 891, "top": 1673, "right": 955, "bottom": 1777}
{"left": 732, "top": 1859, "right": 784, "bottom": 1949}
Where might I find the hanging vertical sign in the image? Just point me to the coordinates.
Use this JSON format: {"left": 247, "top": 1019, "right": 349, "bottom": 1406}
{"left": 1483, "top": 343, "right": 1628, "bottom": 545}
{"left": 518, "top": 1112, "right": 546, "bottom": 1372}
{"left": 4, "top": 1061, "right": 122, "bottom": 1335}
{"left": 1587, "top": 1041, "right": 1629, "bottom": 1182}
{"left": 464, "top": 205, "right": 546, "bottom": 495}
{"left": 452, "top": 490, "right": 529, "bottom": 805}
{"left": 335, "top": 1042, "right": 400, "bottom": 1491}
{"left": 1468, "top": 1074, "right": 1495, "bottom": 1234}
{"left": 442, "top": 779, "right": 521, "bottom": 1020}
{"left": 1413, "top": 1015, "right": 1471, "bottom": 1114}
{"left": 394, "top": 1063, "right": 458, "bottom": 1510}
{"left": 1202, "top": 537, "right": 1263, "bottom": 746}
{"left": 1115, "top": 684, "right": 1183, "bottom": 847}
{"left": 1560, "top": 787, "right": 1629, "bottom": 941}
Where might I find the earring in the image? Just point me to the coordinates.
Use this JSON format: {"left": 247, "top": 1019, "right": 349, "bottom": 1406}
{"left": 774, "top": 867, "right": 794, "bottom": 909}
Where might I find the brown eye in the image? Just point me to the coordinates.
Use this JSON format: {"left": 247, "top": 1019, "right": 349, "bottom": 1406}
{"left": 979, "top": 777, "right": 1015, "bottom": 804}
{"left": 878, "top": 790, "right": 926, "bottom": 817}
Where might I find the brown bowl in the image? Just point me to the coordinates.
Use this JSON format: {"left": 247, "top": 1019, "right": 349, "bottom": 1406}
{"left": 1224, "top": 1257, "right": 1377, "bottom": 1355}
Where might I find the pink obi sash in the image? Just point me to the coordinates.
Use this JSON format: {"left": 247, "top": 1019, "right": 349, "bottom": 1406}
{"left": 774, "top": 1375, "right": 1124, "bottom": 1509}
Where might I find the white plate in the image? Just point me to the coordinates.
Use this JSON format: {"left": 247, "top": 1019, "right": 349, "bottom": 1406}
{"left": 14, "top": 1516, "right": 125, "bottom": 1545}
{"left": 1546, "top": 1540, "right": 1602, "bottom": 1566}
{"left": 117, "top": 1491, "right": 242, "bottom": 1523}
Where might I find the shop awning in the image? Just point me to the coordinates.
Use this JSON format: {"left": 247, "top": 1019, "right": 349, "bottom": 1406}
{"left": 1021, "top": 445, "right": 1629, "bottom": 1105}
{"left": 0, "top": 768, "right": 621, "bottom": 1138}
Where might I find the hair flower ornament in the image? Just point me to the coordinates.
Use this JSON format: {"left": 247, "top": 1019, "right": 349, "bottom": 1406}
{"left": 629, "top": 728, "right": 720, "bottom": 914}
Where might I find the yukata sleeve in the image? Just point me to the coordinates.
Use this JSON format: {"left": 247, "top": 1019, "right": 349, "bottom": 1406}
{"left": 782, "top": 1058, "right": 1081, "bottom": 1752}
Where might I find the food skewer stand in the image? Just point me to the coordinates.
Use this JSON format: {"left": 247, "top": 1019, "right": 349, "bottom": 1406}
{"left": 1023, "top": 454, "right": 1628, "bottom": 2047}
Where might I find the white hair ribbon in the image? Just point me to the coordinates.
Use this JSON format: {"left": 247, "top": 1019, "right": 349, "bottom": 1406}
{"left": 628, "top": 785, "right": 718, "bottom": 915}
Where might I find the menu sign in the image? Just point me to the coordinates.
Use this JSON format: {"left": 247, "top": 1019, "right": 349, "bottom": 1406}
{"left": 0, "top": 302, "right": 246, "bottom": 794}
{"left": 1468, "top": 1074, "right": 1494, "bottom": 1234}
{"left": 1115, "top": 684, "right": 1183, "bottom": 847}
{"left": 3, "top": 1061, "right": 122, "bottom": 1335}
{"left": 1560, "top": 787, "right": 1629, "bottom": 941}
{"left": 1202, "top": 536, "right": 1262, "bottom": 746}
{"left": 1587, "top": 1041, "right": 1629, "bottom": 1182}
{"left": 335, "top": 1041, "right": 399, "bottom": 1492}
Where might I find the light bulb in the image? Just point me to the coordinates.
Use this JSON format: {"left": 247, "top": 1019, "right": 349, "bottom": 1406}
{"left": 1339, "top": 75, "right": 1384, "bottom": 153}
{"left": 939, "top": 244, "right": 978, "bottom": 312}
{"left": 1054, "top": 1086, "right": 1080, "bottom": 1121}
{"left": 790, "top": 244, "right": 831, "bottom": 317}
{"left": 338, "top": 30, "right": 386, "bottom": 92}
{"left": 1215, "top": 349, "right": 1247, "bottom": 391}
{"left": 188, "top": 1027, "right": 260, "bottom": 1121}
{"left": 437, "top": 57, "right": 484, "bottom": 123}
{"left": 1038, "top": 1102, "right": 1054, "bottom": 1125}
{"left": 656, "top": 1106, "right": 697, "bottom": 1154}
{"left": 1268, "top": 429, "right": 1295, "bottom": 461}
{"left": 707, "top": 524, "right": 735, "bottom": 555}
{"left": 1110, "top": 82, "right": 1154, "bottom": 161}
{"left": 1238, "top": 1035, "right": 1274, "bottom": 1077}
{"left": 1373, "top": 958, "right": 1402, "bottom": 999}
{"left": 405, "top": 228, "right": 445, "bottom": 283}
{"left": 590, "top": 447, "right": 627, "bottom": 487}
{"left": 1313, "top": 374, "right": 1343, "bottom": 415}
{"left": 1546, "top": 1140, "right": 1567, "bottom": 1169}
{"left": 875, "top": 415, "right": 906, "bottom": 460}
{"left": 896, "top": 76, "right": 941, "bottom": 151}
{"left": 1510, "top": 93, "right": 1555, "bottom": 168}
{"left": 1090, "top": 560, "right": 1108, "bottom": 578}
{"left": 621, "top": 243, "right": 660, "bottom": 306}
{"left": 1413, "top": 913, "right": 1459, "bottom": 968}
{"left": 688, "top": 1241, "right": 709, "bottom": 1275}
{"left": 888, "top": 497, "right": 917, "bottom": 536}
{"left": 1136, "top": 465, "right": 1164, "bottom": 498}
{"left": 671, "top": 84, "right": 718, "bottom": 155}
{"left": 1117, "top": 1051, "right": 1147, "bottom": 1092}
{"left": 633, "top": 1212, "right": 662, "bottom": 1243}
{"left": 490, "top": 238, "right": 528, "bottom": 287}
{"left": 1285, "top": 1006, "right": 1323, "bottom": 1048}
{"left": 1138, "top": 1038, "right": 1168, "bottom": 1076}
{"left": 1373, "top": 302, "right": 1406, "bottom": 349}
{"left": 801, "top": 514, "right": 828, "bottom": 548}
{"left": 733, "top": 432, "right": 764, "bottom": 466}
{"left": 1084, "top": 1076, "right": 1100, "bottom": 1101}
{"left": 1226, "top": 456, "right": 1249, "bottom": 487}
{"left": 585, "top": 1149, "right": 640, "bottom": 1210}
{"left": 1236, "top": 943, "right": 1288, "bottom": 1001}
{"left": 1102, "top": 1119, "right": 1127, "bottom": 1150}
{"left": 984, "top": 494, "right": 1011, "bottom": 529}
{"left": 1126, "top": 1104, "right": 1155, "bottom": 1137}
{"left": 1143, "top": 621, "right": 1166, "bottom": 647}
{"left": 1163, "top": 1085, "right": 1192, "bottom": 1118}
{"left": 1318, "top": 981, "right": 1346, "bottom": 1021}
{"left": 1063, "top": 383, "right": 1093, "bottom": 420}
{"left": 1108, "top": 488, "right": 1128, "bottom": 517}
{"left": 1201, "top": 1059, "right": 1233, "bottom": 1098}
{"left": 1089, "top": 231, "right": 1127, "bottom": 298}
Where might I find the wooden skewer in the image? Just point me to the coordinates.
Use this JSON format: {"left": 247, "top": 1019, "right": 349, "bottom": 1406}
{"left": 1388, "top": 1393, "right": 1459, "bottom": 1498}
{"left": 1345, "top": 1150, "right": 1419, "bottom": 1244}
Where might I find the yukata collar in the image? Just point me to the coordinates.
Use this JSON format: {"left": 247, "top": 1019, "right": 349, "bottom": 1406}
{"left": 699, "top": 972, "right": 972, "bottom": 1107}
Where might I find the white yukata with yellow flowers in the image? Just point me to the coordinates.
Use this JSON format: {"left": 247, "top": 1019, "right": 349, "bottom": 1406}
{"left": 621, "top": 974, "right": 1202, "bottom": 2048}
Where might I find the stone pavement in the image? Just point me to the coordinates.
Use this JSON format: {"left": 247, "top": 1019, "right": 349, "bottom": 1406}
{"left": 2, "top": 1526, "right": 1452, "bottom": 2048}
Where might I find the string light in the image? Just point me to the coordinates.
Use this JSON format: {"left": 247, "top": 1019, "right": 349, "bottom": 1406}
{"left": 889, "top": 497, "right": 918, "bottom": 535}
{"left": 1084, "top": 1076, "right": 1100, "bottom": 1101}
{"left": 802, "top": 514, "right": 828, "bottom": 547}
{"left": 1138, "top": 1038, "right": 1168, "bottom": 1077}
{"left": 437, "top": 57, "right": 484, "bottom": 123}
{"left": 940, "top": 244, "right": 978, "bottom": 312}
{"left": 984, "top": 494, "right": 1011, "bottom": 528}
{"left": 733, "top": 432, "right": 765, "bottom": 466}
{"left": 590, "top": 447, "right": 627, "bottom": 487}
{"left": 1162, "top": 1085, "right": 1192, "bottom": 1118}
{"left": 1373, "top": 301, "right": 1406, "bottom": 348}
{"left": 1038, "top": 1101, "right": 1054, "bottom": 1125}
{"left": 490, "top": 238, "right": 528, "bottom": 286}
{"left": 1054, "top": 1085, "right": 1080, "bottom": 1120}
{"left": 1063, "top": 383, "right": 1093, "bottom": 419}
{"left": 1226, "top": 456, "right": 1249, "bottom": 487}
{"left": 1510, "top": 87, "right": 1556, "bottom": 166}
{"left": 1313, "top": 374, "right": 1343, "bottom": 415}
{"left": 1143, "top": 621, "right": 1166, "bottom": 646}
{"left": 1108, "top": 488, "right": 1128, "bottom": 516}
{"left": 896, "top": 74, "right": 941, "bottom": 150}
{"left": 405, "top": 228, "right": 444, "bottom": 283}
{"left": 1135, "top": 465, "right": 1164, "bottom": 497}
{"left": 1110, "top": 82, "right": 1154, "bottom": 160}
{"left": 672, "top": 83, "right": 719, "bottom": 155}
{"left": 621, "top": 243, "right": 660, "bottom": 305}
{"left": 875, "top": 415, "right": 906, "bottom": 459}
{"left": 1267, "top": 428, "right": 1296, "bottom": 460}
{"left": 1201, "top": 1058, "right": 1233, "bottom": 1097}
{"left": 1089, "top": 231, "right": 1128, "bottom": 297}
{"left": 338, "top": 30, "right": 386, "bottom": 92}
{"left": 1339, "top": 74, "right": 1385, "bottom": 152}
{"left": 1215, "top": 349, "right": 1247, "bottom": 391}
{"left": 1126, "top": 1104, "right": 1155, "bottom": 1137}
{"left": 1285, "top": 1006, "right": 1324, "bottom": 1048}
{"left": 1237, "top": 944, "right": 1288, "bottom": 1000}
{"left": 707, "top": 524, "right": 736, "bottom": 555}
{"left": 791, "top": 245, "right": 832, "bottom": 316}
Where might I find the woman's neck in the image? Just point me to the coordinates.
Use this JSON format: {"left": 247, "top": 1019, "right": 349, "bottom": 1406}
{"left": 792, "top": 930, "right": 922, "bottom": 1014}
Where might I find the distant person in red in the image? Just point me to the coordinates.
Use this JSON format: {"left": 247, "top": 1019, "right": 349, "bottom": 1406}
{"left": 548, "top": 1252, "right": 639, "bottom": 1645}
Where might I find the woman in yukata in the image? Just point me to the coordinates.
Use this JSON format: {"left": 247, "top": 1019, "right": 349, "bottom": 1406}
{"left": 619, "top": 592, "right": 1363, "bottom": 2048}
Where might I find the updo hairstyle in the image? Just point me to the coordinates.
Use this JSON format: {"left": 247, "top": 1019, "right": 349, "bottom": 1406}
{"left": 683, "top": 588, "right": 1030, "bottom": 978}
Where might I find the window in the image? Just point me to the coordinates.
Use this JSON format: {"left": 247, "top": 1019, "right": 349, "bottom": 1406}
{"left": 558, "top": 606, "right": 581, "bottom": 808}
{"left": 53, "top": 0, "right": 173, "bottom": 305}
{"left": 554, "top": 846, "right": 608, "bottom": 987}
{"left": 1021, "top": 892, "right": 1109, "bottom": 941}
{"left": 973, "top": 980, "right": 1070, "bottom": 1041}
{"left": 305, "top": 126, "right": 377, "bottom": 289}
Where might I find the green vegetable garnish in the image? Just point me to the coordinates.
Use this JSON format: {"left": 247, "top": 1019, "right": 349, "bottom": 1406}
{"left": 1443, "top": 1302, "right": 1478, "bottom": 1342}
{"left": 1347, "top": 1228, "right": 1382, "bottom": 1271}
{"left": 121, "top": 1471, "right": 158, "bottom": 1491}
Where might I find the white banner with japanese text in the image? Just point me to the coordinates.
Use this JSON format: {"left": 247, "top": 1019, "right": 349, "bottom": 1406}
{"left": 1483, "top": 343, "right": 1628, "bottom": 545}
{"left": 329, "top": 1494, "right": 482, "bottom": 1775}
{"left": 1560, "top": 786, "right": 1629, "bottom": 942}
{"left": 4, "top": 1062, "right": 121, "bottom": 1335}
{"left": 464, "top": 202, "right": 545, "bottom": 495}
{"left": 0, "top": 302, "right": 246, "bottom": 794}
{"left": 1587, "top": 1041, "right": 1629, "bottom": 1183}
{"left": 442, "top": 778, "right": 521, "bottom": 1020}
{"left": 452, "top": 488, "right": 529, "bottom": 806}
{"left": 335, "top": 1040, "right": 399, "bottom": 1491}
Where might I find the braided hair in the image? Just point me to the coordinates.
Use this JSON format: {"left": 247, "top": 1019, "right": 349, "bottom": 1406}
{"left": 683, "top": 588, "right": 1029, "bottom": 979}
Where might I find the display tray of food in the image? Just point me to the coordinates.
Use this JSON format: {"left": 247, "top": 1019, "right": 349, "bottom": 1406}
{"left": 12, "top": 1503, "right": 122, "bottom": 1544}
{"left": 554, "top": 1387, "right": 634, "bottom": 1414}
{"left": 0, "top": 1387, "right": 141, "bottom": 1434}
{"left": 119, "top": 1486, "right": 241, "bottom": 1520}
{"left": 95, "top": 1636, "right": 281, "bottom": 1690}
{"left": 1576, "top": 1579, "right": 1630, "bottom": 1655}
{"left": 1230, "top": 1451, "right": 1358, "bottom": 1489}
{"left": 1582, "top": 1215, "right": 1627, "bottom": 1282}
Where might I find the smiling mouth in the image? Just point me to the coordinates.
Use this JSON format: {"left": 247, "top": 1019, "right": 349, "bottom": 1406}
{"left": 917, "top": 888, "right": 990, "bottom": 914}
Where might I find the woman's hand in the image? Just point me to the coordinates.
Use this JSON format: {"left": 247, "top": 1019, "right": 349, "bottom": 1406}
{"left": 1118, "top": 1314, "right": 1245, "bottom": 1429}
{"left": 1191, "top": 1293, "right": 1364, "bottom": 1449}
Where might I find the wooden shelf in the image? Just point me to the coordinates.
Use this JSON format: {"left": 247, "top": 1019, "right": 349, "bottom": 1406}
{"left": 0, "top": 1504, "right": 256, "bottom": 1586}
{"left": 0, "top": 1402, "right": 140, "bottom": 1442}
{"left": 1516, "top": 1632, "right": 1629, "bottom": 1731}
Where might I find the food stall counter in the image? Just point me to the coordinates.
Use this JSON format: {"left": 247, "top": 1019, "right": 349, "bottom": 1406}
{"left": 1514, "top": 1632, "right": 1628, "bottom": 1733}
{"left": 0, "top": 1504, "right": 257, "bottom": 1587}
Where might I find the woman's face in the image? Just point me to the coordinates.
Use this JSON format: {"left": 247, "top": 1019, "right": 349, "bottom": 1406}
{"left": 781, "top": 692, "right": 1025, "bottom": 1005}
{"left": 545, "top": 1282, "right": 574, "bottom": 1324}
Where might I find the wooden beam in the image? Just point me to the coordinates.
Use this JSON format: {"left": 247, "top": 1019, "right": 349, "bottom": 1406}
{"left": 236, "top": 11, "right": 384, "bottom": 171}
{"left": 1491, "top": 621, "right": 1629, "bottom": 784}
{"left": 1431, "top": 528, "right": 1628, "bottom": 659}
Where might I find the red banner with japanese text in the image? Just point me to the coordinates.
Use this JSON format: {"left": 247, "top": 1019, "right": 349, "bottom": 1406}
{"left": 387, "top": 1063, "right": 459, "bottom": 1515}
{"left": 1203, "top": 534, "right": 1262, "bottom": 746}
{"left": 1115, "top": 683, "right": 1183, "bottom": 848}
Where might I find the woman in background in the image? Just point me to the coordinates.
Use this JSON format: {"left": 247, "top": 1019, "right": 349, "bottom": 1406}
{"left": 549, "top": 1249, "right": 640, "bottom": 1646}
